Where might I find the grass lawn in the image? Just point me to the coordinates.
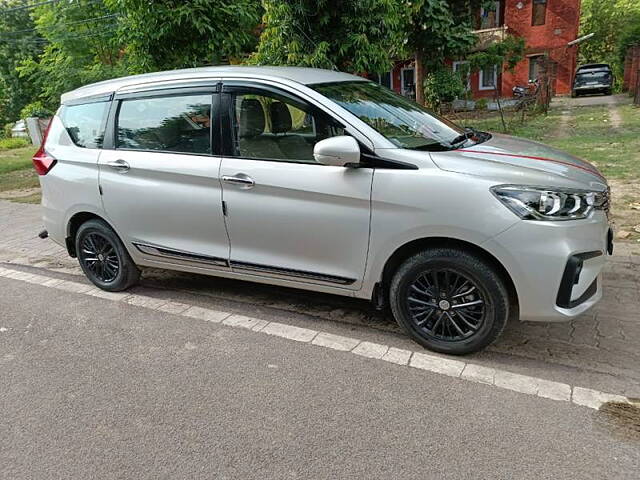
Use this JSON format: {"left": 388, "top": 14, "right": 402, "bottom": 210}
{"left": 458, "top": 104, "right": 640, "bottom": 179}
{"left": 455, "top": 103, "right": 640, "bottom": 244}
{"left": 0, "top": 146, "right": 40, "bottom": 203}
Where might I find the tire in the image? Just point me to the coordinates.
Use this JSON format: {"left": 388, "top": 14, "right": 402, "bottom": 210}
{"left": 389, "top": 248, "right": 509, "bottom": 355}
{"left": 75, "top": 219, "right": 140, "bottom": 291}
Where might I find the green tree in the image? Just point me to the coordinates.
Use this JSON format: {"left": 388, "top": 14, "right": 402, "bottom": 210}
{"left": 402, "top": 0, "right": 490, "bottom": 104}
{"left": 580, "top": 0, "right": 640, "bottom": 87}
{"left": 110, "top": 0, "right": 262, "bottom": 72}
{"left": 17, "top": 0, "right": 126, "bottom": 109}
{"left": 0, "top": 0, "right": 42, "bottom": 127}
{"left": 251, "top": 0, "right": 403, "bottom": 74}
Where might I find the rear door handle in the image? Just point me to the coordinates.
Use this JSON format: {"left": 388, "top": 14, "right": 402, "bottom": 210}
{"left": 106, "top": 159, "right": 130, "bottom": 173}
{"left": 221, "top": 174, "right": 255, "bottom": 189}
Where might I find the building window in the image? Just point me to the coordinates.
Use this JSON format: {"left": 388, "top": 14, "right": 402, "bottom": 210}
{"left": 479, "top": 65, "right": 498, "bottom": 91}
{"left": 532, "top": 0, "right": 547, "bottom": 26}
{"left": 401, "top": 67, "right": 416, "bottom": 99}
{"left": 528, "top": 55, "right": 545, "bottom": 82}
{"left": 479, "top": 1, "right": 501, "bottom": 29}
{"left": 452, "top": 61, "right": 471, "bottom": 94}
{"left": 367, "top": 71, "right": 392, "bottom": 90}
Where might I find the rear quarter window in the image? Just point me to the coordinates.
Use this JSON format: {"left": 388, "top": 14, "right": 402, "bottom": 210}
{"left": 59, "top": 101, "right": 109, "bottom": 149}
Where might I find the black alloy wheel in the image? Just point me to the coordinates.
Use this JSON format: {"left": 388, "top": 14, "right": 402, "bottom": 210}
{"left": 406, "top": 269, "right": 486, "bottom": 342}
{"left": 390, "top": 248, "right": 509, "bottom": 355}
{"left": 79, "top": 232, "right": 120, "bottom": 283}
{"left": 75, "top": 219, "right": 140, "bottom": 291}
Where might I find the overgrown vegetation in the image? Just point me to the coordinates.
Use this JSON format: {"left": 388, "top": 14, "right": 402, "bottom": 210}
{"left": 580, "top": 0, "right": 640, "bottom": 91}
{"left": 0, "top": 137, "right": 30, "bottom": 150}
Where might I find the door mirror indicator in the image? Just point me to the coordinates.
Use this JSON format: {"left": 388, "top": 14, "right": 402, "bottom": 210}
{"left": 313, "top": 136, "right": 360, "bottom": 167}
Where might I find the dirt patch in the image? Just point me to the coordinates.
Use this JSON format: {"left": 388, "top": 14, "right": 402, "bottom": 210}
{"left": 0, "top": 187, "right": 40, "bottom": 199}
{"left": 597, "top": 400, "right": 640, "bottom": 442}
{"left": 548, "top": 110, "right": 571, "bottom": 138}
{"left": 608, "top": 179, "right": 640, "bottom": 244}
{"left": 609, "top": 106, "right": 623, "bottom": 129}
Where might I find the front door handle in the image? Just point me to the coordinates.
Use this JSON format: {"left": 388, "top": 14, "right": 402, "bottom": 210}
{"left": 106, "top": 159, "right": 130, "bottom": 173}
{"left": 221, "top": 174, "right": 255, "bottom": 189}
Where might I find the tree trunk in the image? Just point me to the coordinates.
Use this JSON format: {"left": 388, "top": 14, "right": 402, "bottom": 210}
{"left": 415, "top": 52, "right": 425, "bottom": 105}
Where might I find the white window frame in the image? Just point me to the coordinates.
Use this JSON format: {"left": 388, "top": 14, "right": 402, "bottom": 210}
{"left": 400, "top": 67, "right": 415, "bottom": 96}
{"left": 479, "top": 65, "right": 498, "bottom": 91}
{"left": 479, "top": 1, "right": 501, "bottom": 30}
{"left": 452, "top": 61, "right": 471, "bottom": 90}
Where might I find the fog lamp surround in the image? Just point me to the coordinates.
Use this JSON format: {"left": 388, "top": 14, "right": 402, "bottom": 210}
{"left": 491, "top": 185, "right": 607, "bottom": 221}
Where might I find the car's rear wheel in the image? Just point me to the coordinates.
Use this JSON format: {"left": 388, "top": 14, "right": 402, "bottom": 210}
{"left": 75, "top": 219, "right": 139, "bottom": 291}
{"left": 389, "top": 248, "right": 509, "bottom": 355}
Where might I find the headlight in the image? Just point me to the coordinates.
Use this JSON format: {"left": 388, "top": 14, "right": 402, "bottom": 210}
{"left": 491, "top": 185, "right": 608, "bottom": 221}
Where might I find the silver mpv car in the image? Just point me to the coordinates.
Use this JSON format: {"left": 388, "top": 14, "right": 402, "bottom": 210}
{"left": 34, "top": 66, "right": 612, "bottom": 355}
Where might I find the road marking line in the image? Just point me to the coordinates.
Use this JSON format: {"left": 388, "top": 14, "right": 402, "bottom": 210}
{"left": 537, "top": 378, "right": 572, "bottom": 402}
{"left": 223, "top": 314, "right": 269, "bottom": 332}
{"left": 157, "top": 301, "right": 191, "bottom": 315}
{"left": 261, "top": 322, "right": 318, "bottom": 343}
{"left": 352, "top": 341, "right": 389, "bottom": 360}
{"left": 461, "top": 364, "right": 496, "bottom": 385}
{"left": 410, "top": 352, "right": 466, "bottom": 378}
{"left": 182, "top": 306, "right": 230, "bottom": 323}
{"left": 312, "top": 332, "right": 361, "bottom": 351}
{"left": 1, "top": 266, "right": 634, "bottom": 410}
{"left": 380, "top": 347, "right": 412, "bottom": 366}
{"left": 571, "top": 387, "right": 629, "bottom": 409}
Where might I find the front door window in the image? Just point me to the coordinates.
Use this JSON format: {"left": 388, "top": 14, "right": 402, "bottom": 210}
{"left": 229, "top": 90, "right": 343, "bottom": 163}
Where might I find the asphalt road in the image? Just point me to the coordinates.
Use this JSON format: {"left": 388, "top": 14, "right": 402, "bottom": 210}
{"left": 1, "top": 276, "right": 638, "bottom": 479}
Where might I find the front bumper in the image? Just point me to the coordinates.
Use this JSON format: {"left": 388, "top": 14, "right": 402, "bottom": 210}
{"left": 482, "top": 211, "right": 610, "bottom": 322}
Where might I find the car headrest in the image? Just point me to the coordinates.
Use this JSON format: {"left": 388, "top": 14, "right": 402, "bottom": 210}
{"left": 270, "top": 102, "right": 292, "bottom": 134}
{"left": 239, "top": 98, "right": 265, "bottom": 138}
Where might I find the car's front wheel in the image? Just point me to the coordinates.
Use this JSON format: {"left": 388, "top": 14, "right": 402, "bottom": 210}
{"left": 389, "top": 248, "right": 510, "bottom": 355}
{"left": 75, "top": 219, "right": 140, "bottom": 291}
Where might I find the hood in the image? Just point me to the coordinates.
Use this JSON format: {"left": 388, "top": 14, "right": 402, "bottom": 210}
{"left": 429, "top": 133, "right": 608, "bottom": 190}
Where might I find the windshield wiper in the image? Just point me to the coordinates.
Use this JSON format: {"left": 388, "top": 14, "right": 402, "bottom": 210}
{"left": 449, "top": 127, "right": 476, "bottom": 148}
{"left": 449, "top": 127, "right": 485, "bottom": 149}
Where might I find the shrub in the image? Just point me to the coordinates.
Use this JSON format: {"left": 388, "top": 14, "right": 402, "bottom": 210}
{"left": 475, "top": 98, "right": 489, "bottom": 110}
{"left": 0, "top": 137, "right": 31, "bottom": 149}
{"left": 3, "top": 122, "right": 14, "bottom": 138}
{"left": 20, "top": 101, "right": 54, "bottom": 120}
{"left": 423, "top": 69, "right": 465, "bottom": 112}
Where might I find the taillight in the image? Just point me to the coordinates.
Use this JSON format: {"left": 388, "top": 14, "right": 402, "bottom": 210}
{"left": 32, "top": 119, "right": 56, "bottom": 176}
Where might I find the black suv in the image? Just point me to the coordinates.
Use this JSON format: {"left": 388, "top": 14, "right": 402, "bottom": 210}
{"left": 572, "top": 64, "right": 614, "bottom": 97}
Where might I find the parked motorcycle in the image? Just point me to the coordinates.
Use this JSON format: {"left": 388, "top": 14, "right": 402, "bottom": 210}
{"left": 513, "top": 78, "right": 540, "bottom": 99}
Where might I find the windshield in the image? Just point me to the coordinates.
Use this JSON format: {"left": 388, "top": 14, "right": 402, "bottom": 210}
{"left": 312, "top": 81, "right": 468, "bottom": 150}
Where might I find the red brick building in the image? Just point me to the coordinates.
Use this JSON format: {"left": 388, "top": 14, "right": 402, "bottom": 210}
{"left": 623, "top": 45, "right": 640, "bottom": 93}
{"left": 372, "top": 0, "right": 582, "bottom": 100}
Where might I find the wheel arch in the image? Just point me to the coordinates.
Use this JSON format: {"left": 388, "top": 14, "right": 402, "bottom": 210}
{"left": 66, "top": 211, "right": 118, "bottom": 258}
{"left": 379, "top": 237, "right": 519, "bottom": 316}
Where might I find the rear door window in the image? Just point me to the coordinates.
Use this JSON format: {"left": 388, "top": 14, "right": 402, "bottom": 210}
{"left": 116, "top": 94, "right": 212, "bottom": 155}
{"left": 59, "top": 101, "right": 109, "bottom": 149}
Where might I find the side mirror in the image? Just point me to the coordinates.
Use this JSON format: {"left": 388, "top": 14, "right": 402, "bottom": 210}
{"left": 313, "top": 136, "right": 360, "bottom": 167}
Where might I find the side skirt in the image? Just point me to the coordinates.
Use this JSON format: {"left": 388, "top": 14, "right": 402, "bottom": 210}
{"left": 132, "top": 242, "right": 356, "bottom": 286}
